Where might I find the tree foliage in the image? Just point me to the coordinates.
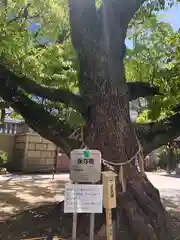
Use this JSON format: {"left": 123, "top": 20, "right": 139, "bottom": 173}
{"left": 126, "top": 12, "right": 180, "bottom": 122}
{"left": 0, "top": 0, "right": 179, "bottom": 155}
{"left": 0, "top": 0, "right": 84, "bottom": 126}
{"left": 0, "top": 0, "right": 77, "bottom": 87}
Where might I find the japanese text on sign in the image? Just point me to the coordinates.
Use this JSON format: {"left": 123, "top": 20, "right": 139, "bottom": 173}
{"left": 64, "top": 183, "right": 103, "bottom": 213}
{"left": 70, "top": 149, "right": 101, "bottom": 182}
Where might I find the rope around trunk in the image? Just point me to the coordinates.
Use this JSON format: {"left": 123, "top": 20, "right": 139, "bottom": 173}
{"left": 69, "top": 127, "right": 145, "bottom": 193}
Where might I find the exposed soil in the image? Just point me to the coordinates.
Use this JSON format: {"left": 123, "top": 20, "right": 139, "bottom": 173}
{"left": 0, "top": 172, "right": 180, "bottom": 239}
{"left": 0, "top": 201, "right": 180, "bottom": 240}
{"left": 0, "top": 201, "right": 108, "bottom": 240}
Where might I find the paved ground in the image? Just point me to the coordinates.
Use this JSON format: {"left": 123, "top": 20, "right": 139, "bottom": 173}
{"left": 0, "top": 171, "right": 179, "bottom": 220}
{"left": 147, "top": 171, "right": 180, "bottom": 212}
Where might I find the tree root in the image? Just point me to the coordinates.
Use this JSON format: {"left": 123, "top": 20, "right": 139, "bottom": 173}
{"left": 117, "top": 164, "right": 172, "bottom": 240}
{"left": 118, "top": 192, "right": 157, "bottom": 239}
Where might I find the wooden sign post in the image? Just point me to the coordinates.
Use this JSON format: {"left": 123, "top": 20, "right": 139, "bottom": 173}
{"left": 102, "top": 171, "right": 117, "bottom": 240}
{"left": 64, "top": 183, "right": 103, "bottom": 239}
{"left": 64, "top": 149, "right": 102, "bottom": 240}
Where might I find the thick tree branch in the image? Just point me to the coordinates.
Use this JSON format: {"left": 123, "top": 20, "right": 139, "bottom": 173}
{"left": 128, "top": 82, "right": 160, "bottom": 101}
{"left": 95, "top": 0, "right": 146, "bottom": 89}
{"left": 100, "top": 0, "right": 147, "bottom": 29}
{"left": 68, "top": 0, "right": 101, "bottom": 51}
{"left": 0, "top": 64, "right": 86, "bottom": 116}
{"left": 0, "top": 82, "right": 81, "bottom": 155}
{"left": 0, "top": 64, "right": 159, "bottom": 122}
{"left": 120, "top": 0, "right": 147, "bottom": 27}
{"left": 135, "top": 112, "right": 180, "bottom": 154}
{"left": 0, "top": 68, "right": 177, "bottom": 156}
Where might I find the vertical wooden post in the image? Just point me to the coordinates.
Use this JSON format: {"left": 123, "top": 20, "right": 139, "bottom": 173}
{"left": 139, "top": 154, "right": 145, "bottom": 174}
{"left": 102, "top": 171, "right": 117, "bottom": 240}
{"left": 72, "top": 181, "right": 78, "bottom": 240}
{"left": 89, "top": 213, "right": 95, "bottom": 240}
{"left": 72, "top": 212, "right": 78, "bottom": 240}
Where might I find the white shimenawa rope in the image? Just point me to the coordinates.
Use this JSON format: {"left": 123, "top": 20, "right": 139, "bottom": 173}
{"left": 69, "top": 127, "right": 145, "bottom": 193}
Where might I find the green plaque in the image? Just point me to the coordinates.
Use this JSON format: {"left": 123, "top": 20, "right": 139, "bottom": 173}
{"left": 83, "top": 150, "right": 90, "bottom": 158}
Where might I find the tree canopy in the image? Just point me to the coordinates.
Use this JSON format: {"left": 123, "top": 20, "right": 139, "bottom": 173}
{"left": 0, "top": 0, "right": 180, "bottom": 155}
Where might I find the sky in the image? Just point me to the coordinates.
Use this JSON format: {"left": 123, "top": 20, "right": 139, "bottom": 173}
{"left": 126, "top": 3, "right": 180, "bottom": 48}
{"left": 160, "top": 4, "right": 180, "bottom": 30}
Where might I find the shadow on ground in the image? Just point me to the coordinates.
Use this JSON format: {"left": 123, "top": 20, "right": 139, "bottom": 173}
{"left": 0, "top": 174, "right": 68, "bottom": 220}
{"left": 0, "top": 194, "right": 180, "bottom": 239}
{"left": 0, "top": 201, "right": 106, "bottom": 240}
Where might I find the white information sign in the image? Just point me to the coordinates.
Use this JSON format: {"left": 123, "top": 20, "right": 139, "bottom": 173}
{"left": 70, "top": 149, "right": 101, "bottom": 183}
{"left": 64, "top": 183, "right": 103, "bottom": 213}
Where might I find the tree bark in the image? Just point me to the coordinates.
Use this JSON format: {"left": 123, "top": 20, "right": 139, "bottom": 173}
{"left": 135, "top": 112, "right": 180, "bottom": 154}
{"left": 82, "top": 67, "right": 171, "bottom": 239}
{"left": 128, "top": 82, "right": 160, "bottom": 101}
{"left": 0, "top": 81, "right": 81, "bottom": 155}
{"left": 0, "top": 64, "right": 160, "bottom": 121}
{"left": 68, "top": 0, "right": 172, "bottom": 239}
{"left": 0, "top": 64, "right": 86, "bottom": 116}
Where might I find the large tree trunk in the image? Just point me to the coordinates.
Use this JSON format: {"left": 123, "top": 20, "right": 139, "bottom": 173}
{"left": 83, "top": 78, "right": 171, "bottom": 240}
{"left": 67, "top": 0, "right": 172, "bottom": 239}
{"left": 84, "top": 98, "right": 171, "bottom": 239}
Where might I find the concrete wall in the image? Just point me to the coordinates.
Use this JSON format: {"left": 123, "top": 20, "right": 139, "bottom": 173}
{"left": 13, "top": 134, "right": 27, "bottom": 171}
{"left": 0, "top": 122, "right": 70, "bottom": 172}
{"left": 23, "top": 133, "right": 57, "bottom": 172}
{"left": 0, "top": 134, "right": 15, "bottom": 161}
